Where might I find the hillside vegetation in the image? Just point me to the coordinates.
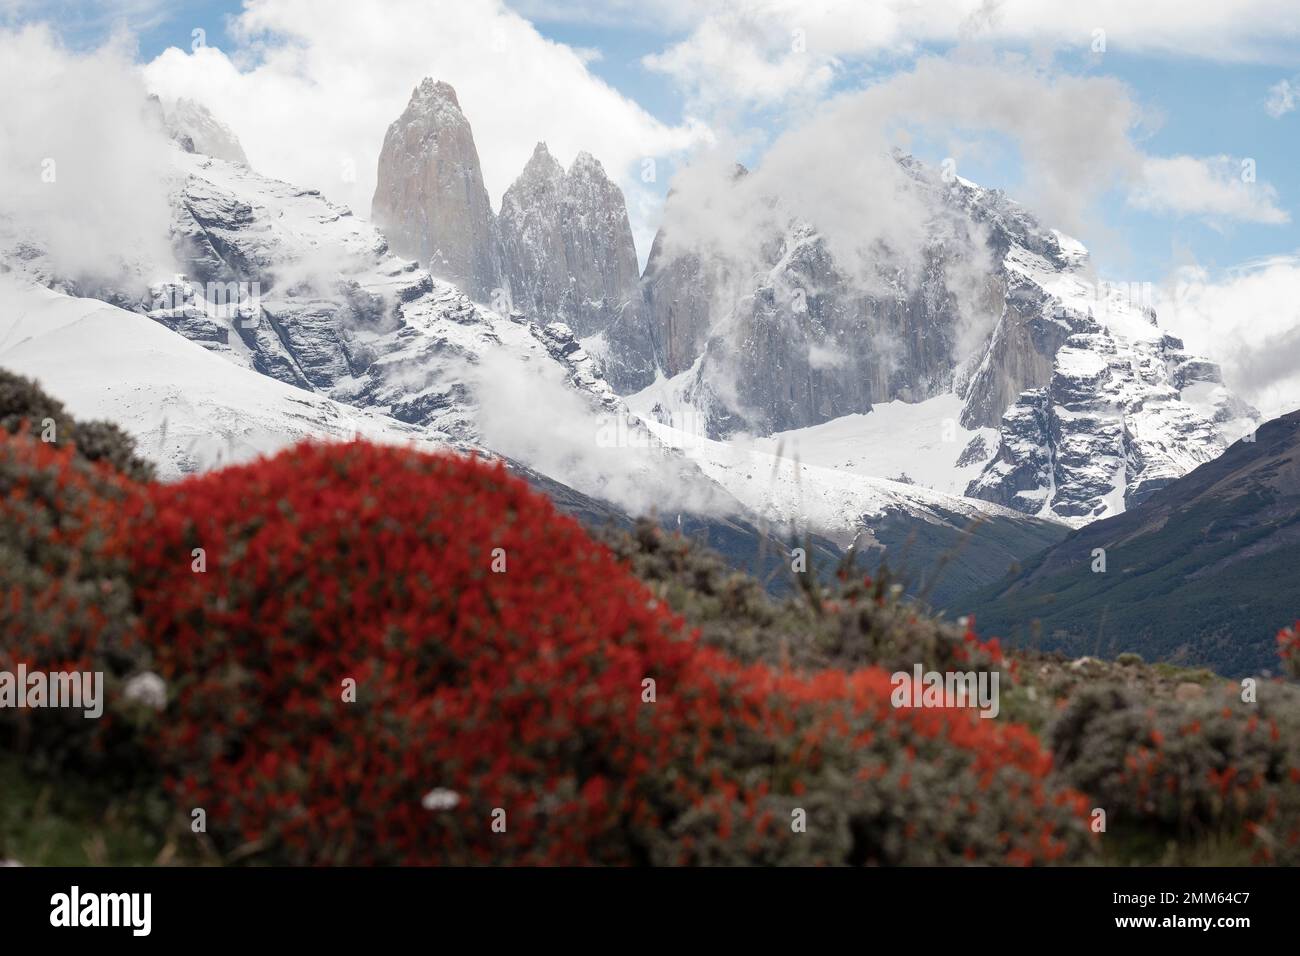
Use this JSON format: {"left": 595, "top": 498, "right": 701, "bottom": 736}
{"left": 3, "top": 369, "right": 1299, "bottom": 867}
{"left": 962, "top": 412, "right": 1300, "bottom": 676}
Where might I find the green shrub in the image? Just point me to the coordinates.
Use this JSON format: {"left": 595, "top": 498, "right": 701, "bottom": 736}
{"left": 0, "top": 430, "right": 155, "bottom": 776}
{"left": 602, "top": 519, "right": 1007, "bottom": 677}
{"left": 1048, "top": 682, "right": 1300, "bottom": 863}
{"left": 0, "top": 368, "right": 154, "bottom": 481}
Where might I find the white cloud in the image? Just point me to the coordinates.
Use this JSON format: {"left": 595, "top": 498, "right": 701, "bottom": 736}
{"left": 0, "top": 24, "right": 179, "bottom": 288}
{"left": 657, "top": 56, "right": 1146, "bottom": 290}
{"left": 143, "top": 0, "right": 708, "bottom": 260}
{"left": 1266, "top": 77, "right": 1297, "bottom": 117}
{"left": 634, "top": 0, "right": 1300, "bottom": 111}
{"left": 1157, "top": 256, "right": 1300, "bottom": 420}
{"left": 468, "top": 346, "right": 735, "bottom": 517}
{"left": 1131, "top": 156, "right": 1289, "bottom": 225}
{"left": 643, "top": 13, "right": 836, "bottom": 111}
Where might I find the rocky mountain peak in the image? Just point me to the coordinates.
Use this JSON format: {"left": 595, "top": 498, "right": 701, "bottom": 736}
{"left": 411, "top": 77, "right": 462, "bottom": 111}
{"left": 371, "top": 79, "right": 504, "bottom": 301}
{"left": 497, "top": 143, "right": 654, "bottom": 391}
{"left": 568, "top": 150, "right": 605, "bottom": 179}
{"left": 518, "top": 142, "right": 564, "bottom": 185}
{"left": 369, "top": 86, "right": 655, "bottom": 389}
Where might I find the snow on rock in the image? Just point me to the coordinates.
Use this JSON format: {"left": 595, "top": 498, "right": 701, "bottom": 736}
{"left": 159, "top": 149, "right": 623, "bottom": 444}
{"left": 965, "top": 241, "right": 1258, "bottom": 525}
{"left": 0, "top": 279, "right": 427, "bottom": 478}
{"left": 158, "top": 97, "right": 249, "bottom": 165}
{"left": 499, "top": 143, "right": 655, "bottom": 391}
{"left": 642, "top": 416, "right": 1038, "bottom": 547}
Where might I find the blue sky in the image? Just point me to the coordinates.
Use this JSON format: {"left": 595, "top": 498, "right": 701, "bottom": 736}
{"left": 8, "top": 0, "right": 1300, "bottom": 283}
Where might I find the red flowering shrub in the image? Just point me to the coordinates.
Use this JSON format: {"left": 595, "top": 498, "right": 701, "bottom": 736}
{"left": 1049, "top": 682, "right": 1300, "bottom": 863}
{"left": 124, "top": 439, "right": 1090, "bottom": 865}
{"left": 0, "top": 429, "right": 152, "bottom": 772}
{"left": 638, "top": 663, "right": 1091, "bottom": 866}
{"left": 1278, "top": 623, "right": 1300, "bottom": 679}
{"left": 4, "top": 371, "right": 1295, "bottom": 866}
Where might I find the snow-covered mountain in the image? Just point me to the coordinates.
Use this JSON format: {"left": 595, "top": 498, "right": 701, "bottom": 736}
{"left": 0, "top": 81, "right": 1261, "bottom": 610}
{"left": 631, "top": 164, "right": 1258, "bottom": 528}
{"left": 0, "top": 110, "right": 740, "bottom": 525}
{"left": 0, "top": 279, "right": 425, "bottom": 478}
{"left": 963, "top": 238, "right": 1256, "bottom": 524}
{"left": 365, "top": 82, "right": 1254, "bottom": 529}
{"left": 499, "top": 142, "right": 655, "bottom": 392}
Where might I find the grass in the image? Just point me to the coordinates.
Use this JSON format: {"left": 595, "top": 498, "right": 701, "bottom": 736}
{"left": 0, "top": 752, "right": 192, "bottom": 866}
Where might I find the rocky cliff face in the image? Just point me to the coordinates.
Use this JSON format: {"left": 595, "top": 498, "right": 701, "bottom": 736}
{"left": 632, "top": 157, "right": 1258, "bottom": 526}
{"left": 370, "top": 83, "right": 654, "bottom": 390}
{"left": 371, "top": 80, "right": 504, "bottom": 302}
{"left": 640, "top": 165, "right": 750, "bottom": 381}
{"left": 499, "top": 144, "right": 655, "bottom": 391}
{"left": 640, "top": 227, "right": 716, "bottom": 379}
{"left": 637, "top": 163, "right": 998, "bottom": 437}
{"left": 964, "top": 243, "right": 1257, "bottom": 524}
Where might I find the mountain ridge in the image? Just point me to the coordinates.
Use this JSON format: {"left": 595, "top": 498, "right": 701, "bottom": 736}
{"left": 958, "top": 410, "right": 1300, "bottom": 674}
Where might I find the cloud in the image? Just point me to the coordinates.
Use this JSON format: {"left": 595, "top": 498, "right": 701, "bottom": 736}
{"left": 657, "top": 56, "right": 1145, "bottom": 291}
{"left": 1266, "top": 77, "right": 1298, "bottom": 117}
{"left": 634, "top": 0, "right": 1300, "bottom": 110}
{"left": 142, "top": 0, "right": 708, "bottom": 263}
{"left": 1130, "top": 155, "right": 1289, "bottom": 225}
{"left": 467, "top": 346, "right": 736, "bottom": 517}
{"left": 640, "top": 54, "right": 1151, "bottom": 415}
{"left": 0, "top": 24, "right": 179, "bottom": 288}
{"left": 643, "top": 13, "right": 836, "bottom": 111}
{"left": 1156, "top": 255, "right": 1300, "bottom": 420}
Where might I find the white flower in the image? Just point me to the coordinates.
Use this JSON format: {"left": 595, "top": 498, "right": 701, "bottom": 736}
{"left": 123, "top": 672, "right": 167, "bottom": 711}
{"left": 421, "top": 788, "right": 460, "bottom": 811}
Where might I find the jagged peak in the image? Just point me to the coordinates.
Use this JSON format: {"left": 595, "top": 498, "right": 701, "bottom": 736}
{"left": 409, "top": 78, "right": 462, "bottom": 112}
{"left": 567, "top": 150, "right": 608, "bottom": 180}
{"left": 520, "top": 141, "right": 563, "bottom": 181}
